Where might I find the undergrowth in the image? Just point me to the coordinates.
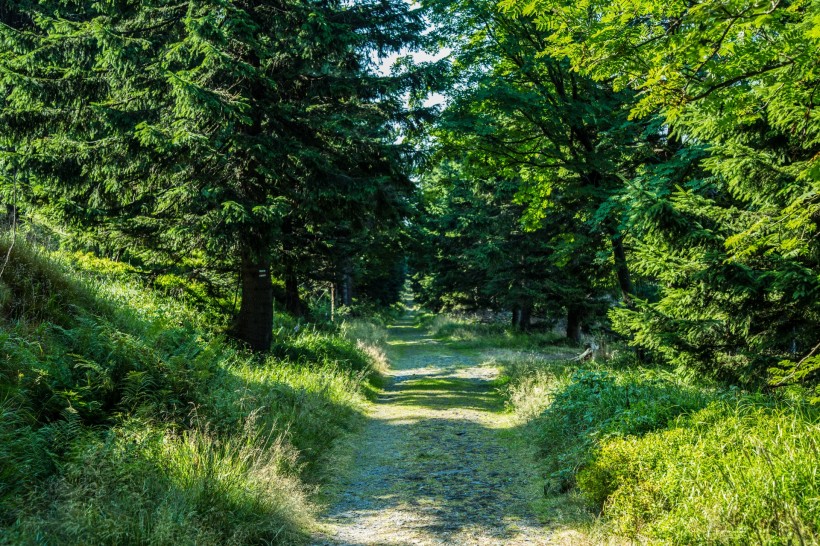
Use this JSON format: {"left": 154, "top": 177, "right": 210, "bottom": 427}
{"left": 427, "top": 314, "right": 562, "bottom": 350}
{"left": 0, "top": 241, "right": 387, "bottom": 544}
{"left": 496, "top": 348, "right": 820, "bottom": 544}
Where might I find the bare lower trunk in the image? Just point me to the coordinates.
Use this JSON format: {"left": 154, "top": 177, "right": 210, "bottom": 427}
{"left": 284, "top": 262, "right": 303, "bottom": 317}
{"left": 341, "top": 270, "right": 353, "bottom": 306}
{"left": 511, "top": 307, "right": 520, "bottom": 328}
{"left": 330, "top": 283, "right": 336, "bottom": 322}
{"left": 235, "top": 253, "right": 274, "bottom": 352}
{"left": 566, "top": 305, "right": 582, "bottom": 344}
{"left": 611, "top": 235, "right": 633, "bottom": 305}
{"left": 517, "top": 303, "right": 532, "bottom": 331}
{"left": 282, "top": 217, "right": 304, "bottom": 317}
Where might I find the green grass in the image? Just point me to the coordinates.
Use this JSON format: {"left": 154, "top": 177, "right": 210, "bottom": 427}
{"left": 0, "top": 240, "right": 386, "bottom": 544}
{"left": 495, "top": 344, "right": 820, "bottom": 544}
{"left": 426, "top": 314, "right": 563, "bottom": 350}
{"left": 580, "top": 399, "right": 820, "bottom": 543}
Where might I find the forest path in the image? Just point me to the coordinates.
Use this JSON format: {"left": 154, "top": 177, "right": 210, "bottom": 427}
{"left": 310, "top": 314, "right": 568, "bottom": 546}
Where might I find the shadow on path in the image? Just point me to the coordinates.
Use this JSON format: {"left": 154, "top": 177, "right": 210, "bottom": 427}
{"left": 311, "top": 312, "right": 560, "bottom": 546}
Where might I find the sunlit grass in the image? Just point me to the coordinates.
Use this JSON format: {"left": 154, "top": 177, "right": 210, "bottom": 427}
{"left": 0, "top": 239, "right": 387, "bottom": 543}
{"left": 494, "top": 337, "right": 820, "bottom": 543}
{"left": 426, "top": 314, "right": 564, "bottom": 350}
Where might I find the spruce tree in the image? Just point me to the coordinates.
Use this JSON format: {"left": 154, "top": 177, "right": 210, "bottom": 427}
{"left": 420, "top": 0, "right": 659, "bottom": 334}
{"left": 500, "top": 0, "right": 820, "bottom": 385}
{"left": 1, "top": 0, "right": 426, "bottom": 350}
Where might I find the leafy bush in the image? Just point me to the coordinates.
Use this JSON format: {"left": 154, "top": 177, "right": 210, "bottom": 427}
{"left": 530, "top": 367, "right": 715, "bottom": 491}
{"left": 501, "top": 348, "right": 820, "bottom": 543}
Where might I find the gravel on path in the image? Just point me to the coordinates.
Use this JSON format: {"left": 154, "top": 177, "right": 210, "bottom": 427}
{"left": 311, "top": 317, "right": 583, "bottom": 546}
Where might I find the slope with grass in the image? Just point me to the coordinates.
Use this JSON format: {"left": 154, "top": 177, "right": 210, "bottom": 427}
{"left": 0, "top": 241, "right": 386, "bottom": 545}
{"left": 496, "top": 346, "right": 820, "bottom": 544}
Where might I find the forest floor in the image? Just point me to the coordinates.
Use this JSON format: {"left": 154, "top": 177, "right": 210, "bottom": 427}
{"left": 310, "top": 314, "right": 587, "bottom": 546}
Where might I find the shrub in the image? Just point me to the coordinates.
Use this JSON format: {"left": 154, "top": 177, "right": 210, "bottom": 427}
{"left": 531, "top": 367, "right": 715, "bottom": 491}
{"left": 501, "top": 347, "right": 820, "bottom": 543}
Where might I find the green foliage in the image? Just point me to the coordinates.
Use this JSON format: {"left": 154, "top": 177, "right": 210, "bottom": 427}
{"left": 1, "top": 0, "right": 428, "bottom": 348}
{"left": 428, "top": 314, "right": 562, "bottom": 349}
{"left": 270, "top": 327, "right": 371, "bottom": 374}
{"left": 501, "top": 346, "right": 820, "bottom": 543}
{"left": 412, "top": 161, "right": 609, "bottom": 331}
{"left": 339, "top": 318, "right": 390, "bottom": 348}
{"left": 6, "top": 422, "right": 313, "bottom": 545}
{"left": 0, "top": 242, "right": 384, "bottom": 541}
{"left": 579, "top": 401, "right": 820, "bottom": 543}
{"left": 416, "top": 0, "right": 669, "bottom": 339}
{"left": 528, "top": 366, "right": 714, "bottom": 491}
{"left": 493, "top": 0, "right": 820, "bottom": 388}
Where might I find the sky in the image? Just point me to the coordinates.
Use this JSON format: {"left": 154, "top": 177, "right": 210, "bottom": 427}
{"left": 377, "top": 48, "right": 451, "bottom": 108}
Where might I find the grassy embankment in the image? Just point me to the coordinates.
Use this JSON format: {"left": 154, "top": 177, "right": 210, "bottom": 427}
{"left": 0, "top": 240, "right": 389, "bottom": 545}
{"left": 431, "top": 315, "right": 820, "bottom": 544}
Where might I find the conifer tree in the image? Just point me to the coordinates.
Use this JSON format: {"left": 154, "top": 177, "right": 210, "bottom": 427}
{"left": 413, "top": 158, "right": 610, "bottom": 337}
{"left": 420, "top": 0, "right": 660, "bottom": 334}
{"left": 500, "top": 0, "right": 820, "bottom": 385}
{"left": 1, "top": 0, "right": 426, "bottom": 350}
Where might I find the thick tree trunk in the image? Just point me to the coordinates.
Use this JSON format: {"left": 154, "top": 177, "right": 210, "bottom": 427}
{"left": 235, "top": 253, "right": 274, "bottom": 352}
{"left": 511, "top": 306, "right": 520, "bottom": 328}
{"left": 517, "top": 303, "right": 532, "bottom": 331}
{"left": 566, "top": 305, "right": 583, "bottom": 344}
{"left": 611, "top": 235, "right": 633, "bottom": 305}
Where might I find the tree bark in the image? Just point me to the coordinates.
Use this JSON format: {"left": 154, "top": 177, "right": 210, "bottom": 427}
{"left": 566, "top": 305, "right": 583, "bottom": 344}
{"left": 341, "top": 268, "right": 353, "bottom": 306}
{"left": 234, "top": 252, "right": 274, "bottom": 352}
{"left": 611, "top": 234, "right": 633, "bottom": 305}
{"left": 330, "top": 282, "right": 336, "bottom": 322}
{"left": 282, "top": 217, "right": 304, "bottom": 317}
{"left": 284, "top": 261, "right": 303, "bottom": 316}
{"left": 517, "top": 303, "right": 532, "bottom": 331}
{"left": 511, "top": 306, "right": 520, "bottom": 328}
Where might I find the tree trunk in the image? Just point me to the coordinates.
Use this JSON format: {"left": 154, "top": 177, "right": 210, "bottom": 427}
{"left": 282, "top": 217, "right": 304, "bottom": 317}
{"left": 511, "top": 306, "right": 520, "bottom": 328}
{"left": 235, "top": 253, "right": 274, "bottom": 352}
{"left": 611, "top": 234, "right": 633, "bottom": 305}
{"left": 330, "top": 283, "right": 336, "bottom": 322}
{"left": 566, "top": 305, "right": 582, "bottom": 344}
{"left": 517, "top": 303, "right": 532, "bottom": 331}
{"left": 341, "top": 269, "right": 353, "bottom": 306}
{"left": 284, "top": 262, "right": 303, "bottom": 317}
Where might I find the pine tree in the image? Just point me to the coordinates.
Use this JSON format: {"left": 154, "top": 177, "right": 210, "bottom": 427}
{"left": 419, "top": 0, "right": 660, "bottom": 334}
{"left": 1, "top": 0, "right": 426, "bottom": 350}
{"left": 500, "top": 0, "right": 820, "bottom": 386}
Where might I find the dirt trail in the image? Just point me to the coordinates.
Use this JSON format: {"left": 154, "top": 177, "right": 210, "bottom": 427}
{"left": 311, "top": 316, "right": 565, "bottom": 546}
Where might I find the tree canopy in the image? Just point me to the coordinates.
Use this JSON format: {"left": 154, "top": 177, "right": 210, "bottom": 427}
{"left": 2, "top": 0, "right": 432, "bottom": 350}
{"left": 3, "top": 0, "right": 820, "bottom": 394}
